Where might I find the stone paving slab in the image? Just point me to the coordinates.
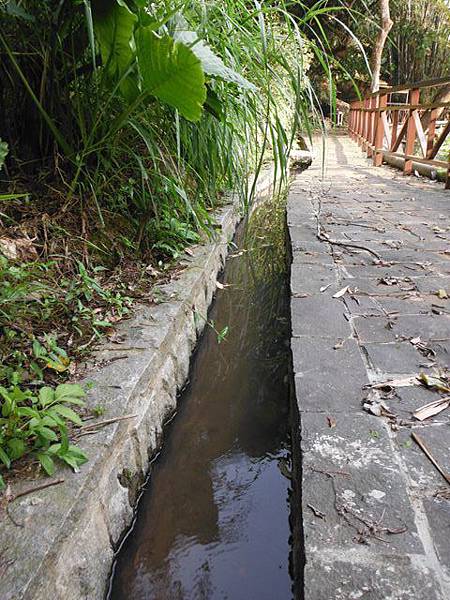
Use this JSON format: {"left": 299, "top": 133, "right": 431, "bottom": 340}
{"left": 304, "top": 552, "right": 443, "bottom": 600}
{"left": 301, "top": 412, "right": 424, "bottom": 554}
{"left": 289, "top": 135, "right": 450, "bottom": 599}
{"left": 293, "top": 338, "right": 368, "bottom": 412}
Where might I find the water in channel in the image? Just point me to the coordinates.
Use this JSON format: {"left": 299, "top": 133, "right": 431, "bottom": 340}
{"left": 109, "top": 194, "right": 294, "bottom": 600}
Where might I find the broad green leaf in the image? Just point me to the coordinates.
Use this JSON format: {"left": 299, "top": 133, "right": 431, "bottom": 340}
{"left": 136, "top": 28, "right": 206, "bottom": 122}
{"left": 1, "top": 393, "right": 11, "bottom": 418}
{"left": 55, "top": 384, "right": 86, "bottom": 403}
{"left": 47, "top": 443, "right": 62, "bottom": 455}
{"left": 0, "top": 474, "right": 4, "bottom": 490}
{"left": 32, "top": 339, "right": 45, "bottom": 358}
{"left": 92, "top": 0, "right": 137, "bottom": 78}
{"left": 60, "top": 446, "right": 88, "bottom": 471}
{"left": 173, "top": 16, "right": 255, "bottom": 91}
{"left": 67, "top": 445, "right": 88, "bottom": 461}
{"left": 7, "top": 438, "right": 26, "bottom": 460}
{"left": 59, "top": 425, "right": 69, "bottom": 453}
{"left": 92, "top": 0, "right": 139, "bottom": 101}
{"left": 38, "top": 453, "right": 55, "bottom": 476}
{"left": 39, "top": 386, "right": 55, "bottom": 407}
{"left": 0, "top": 386, "right": 11, "bottom": 402}
{"left": 17, "top": 407, "right": 39, "bottom": 418}
{"left": 41, "top": 415, "right": 58, "bottom": 428}
{"left": 51, "top": 405, "right": 82, "bottom": 426}
{"left": 60, "top": 454, "right": 81, "bottom": 471}
{"left": 46, "top": 410, "right": 66, "bottom": 428}
{"left": 0, "top": 1, "right": 34, "bottom": 21}
{"left": 36, "top": 426, "right": 58, "bottom": 442}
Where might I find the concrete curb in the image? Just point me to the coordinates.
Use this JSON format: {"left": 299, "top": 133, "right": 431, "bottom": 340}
{"left": 0, "top": 167, "right": 277, "bottom": 600}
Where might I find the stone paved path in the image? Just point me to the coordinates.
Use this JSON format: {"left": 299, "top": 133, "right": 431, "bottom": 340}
{"left": 288, "top": 135, "right": 450, "bottom": 599}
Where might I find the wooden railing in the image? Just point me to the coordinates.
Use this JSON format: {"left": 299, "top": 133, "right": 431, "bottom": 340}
{"left": 348, "top": 77, "right": 450, "bottom": 189}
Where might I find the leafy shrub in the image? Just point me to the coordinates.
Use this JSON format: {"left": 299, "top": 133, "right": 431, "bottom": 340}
{"left": 0, "top": 382, "right": 88, "bottom": 489}
{"left": 0, "top": 254, "right": 131, "bottom": 386}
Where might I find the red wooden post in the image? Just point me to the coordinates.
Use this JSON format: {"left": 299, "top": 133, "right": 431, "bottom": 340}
{"left": 404, "top": 88, "right": 420, "bottom": 175}
{"left": 360, "top": 100, "right": 366, "bottom": 149}
{"left": 366, "top": 96, "right": 375, "bottom": 158}
{"left": 391, "top": 109, "right": 399, "bottom": 150}
{"left": 356, "top": 103, "right": 362, "bottom": 145}
{"left": 362, "top": 98, "right": 368, "bottom": 151}
{"left": 446, "top": 150, "right": 450, "bottom": 190}
{"left": 349, "top": 105, "right": 354, "bottom": 139}
{"left": 426, "top": 108, "right": 438, "bottom": 159}
{"left": 373, "top": 94, "right": 387, "bottom": 166}
{"left": 362, "top": 98, "right": 370, "bottom": 151}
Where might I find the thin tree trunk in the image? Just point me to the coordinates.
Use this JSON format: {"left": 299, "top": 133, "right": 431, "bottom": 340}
{"left": 371, "top": 0, "right": 393, "bottom": 93}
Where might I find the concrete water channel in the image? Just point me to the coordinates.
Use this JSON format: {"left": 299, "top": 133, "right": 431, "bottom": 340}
{"left": 6, "top": 135, "right": 448, "bottom": 599}
{"left": 108, "top": 192, "right": 300, "bottom": 599}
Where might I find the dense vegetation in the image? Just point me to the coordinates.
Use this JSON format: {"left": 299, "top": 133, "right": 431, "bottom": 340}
{"left": 303, "top": 0, "right": 450, "bottom": 99}
{"left": 0, "top": 0, "right": 339, "bottom": 484}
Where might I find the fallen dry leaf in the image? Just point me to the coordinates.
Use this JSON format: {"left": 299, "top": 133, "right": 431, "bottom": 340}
{"left": 418, "top": 373, "right": 450, "bottom": 394}
{"left": 370, "top": 376, "right": 419, "bottom": 390}
{"left": 320, "top": 283, "right": 332, "bottom": 293}
{"left": 332, "top": 286, "right": 349, "bottom": 299}
{"left": 413, "top": 397, "right": 450, "bottom": 421}
{"left": 0, "top": 237, "right": 38, "bottom": 261}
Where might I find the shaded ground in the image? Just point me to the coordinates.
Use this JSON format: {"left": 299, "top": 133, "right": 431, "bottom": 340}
{"left": 289, "top": 135, "right": 450, "bottom": 599}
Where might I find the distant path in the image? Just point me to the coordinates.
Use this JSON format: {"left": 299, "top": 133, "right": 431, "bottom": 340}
{"left": 289, "top": 134, "right": 450, "bottom": 599}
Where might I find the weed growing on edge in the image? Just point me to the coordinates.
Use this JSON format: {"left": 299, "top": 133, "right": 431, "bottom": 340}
{"left": 193, "top": 310, "right": 230, "bottom": 344}
{"left": 0, "top": 383, "right": 88, "bottom": 489}
{"left": 0, "top": 255, "right": 133, "bottom": 384}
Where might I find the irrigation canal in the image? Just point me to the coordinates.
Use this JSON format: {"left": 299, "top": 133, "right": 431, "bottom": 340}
{"left": 108, "top": 191, "right": 299, "bottom": 599}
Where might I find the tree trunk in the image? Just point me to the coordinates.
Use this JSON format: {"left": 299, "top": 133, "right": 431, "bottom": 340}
{"left": 371, "top": 0, "right": 393, "bottom": 93}
{"left": 421, "top": 84, "right": 450, "bottom": 131}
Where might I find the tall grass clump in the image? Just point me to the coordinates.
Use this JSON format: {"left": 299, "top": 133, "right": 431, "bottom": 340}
{"left": 0, "top": 1, "right": 343, "bottom": 248}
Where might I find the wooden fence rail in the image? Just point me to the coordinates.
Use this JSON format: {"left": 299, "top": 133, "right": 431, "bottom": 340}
{"left": 348, "top": 77, "right": 450, "bottom": 189}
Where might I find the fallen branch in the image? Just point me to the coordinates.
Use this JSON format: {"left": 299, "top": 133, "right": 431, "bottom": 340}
{"left": 314, "top": 206, "right": 382, "bottom": 261}
{"left": 412, "top": 432, "right": 450, "bottom": 486}
{"left": 11, "top": 478, "right": 65, "bottom": 502}
{"left": 307, "top": 503, "right": 326, "bottom": 520}
{"left": 318, "top": 230, "right": 382, "bottom": 261}
{"left": 78, "top": 413, "right": 138, "bottom": 432}
{"left": 310, "top": 466, "right": 351, "bottom": 479}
